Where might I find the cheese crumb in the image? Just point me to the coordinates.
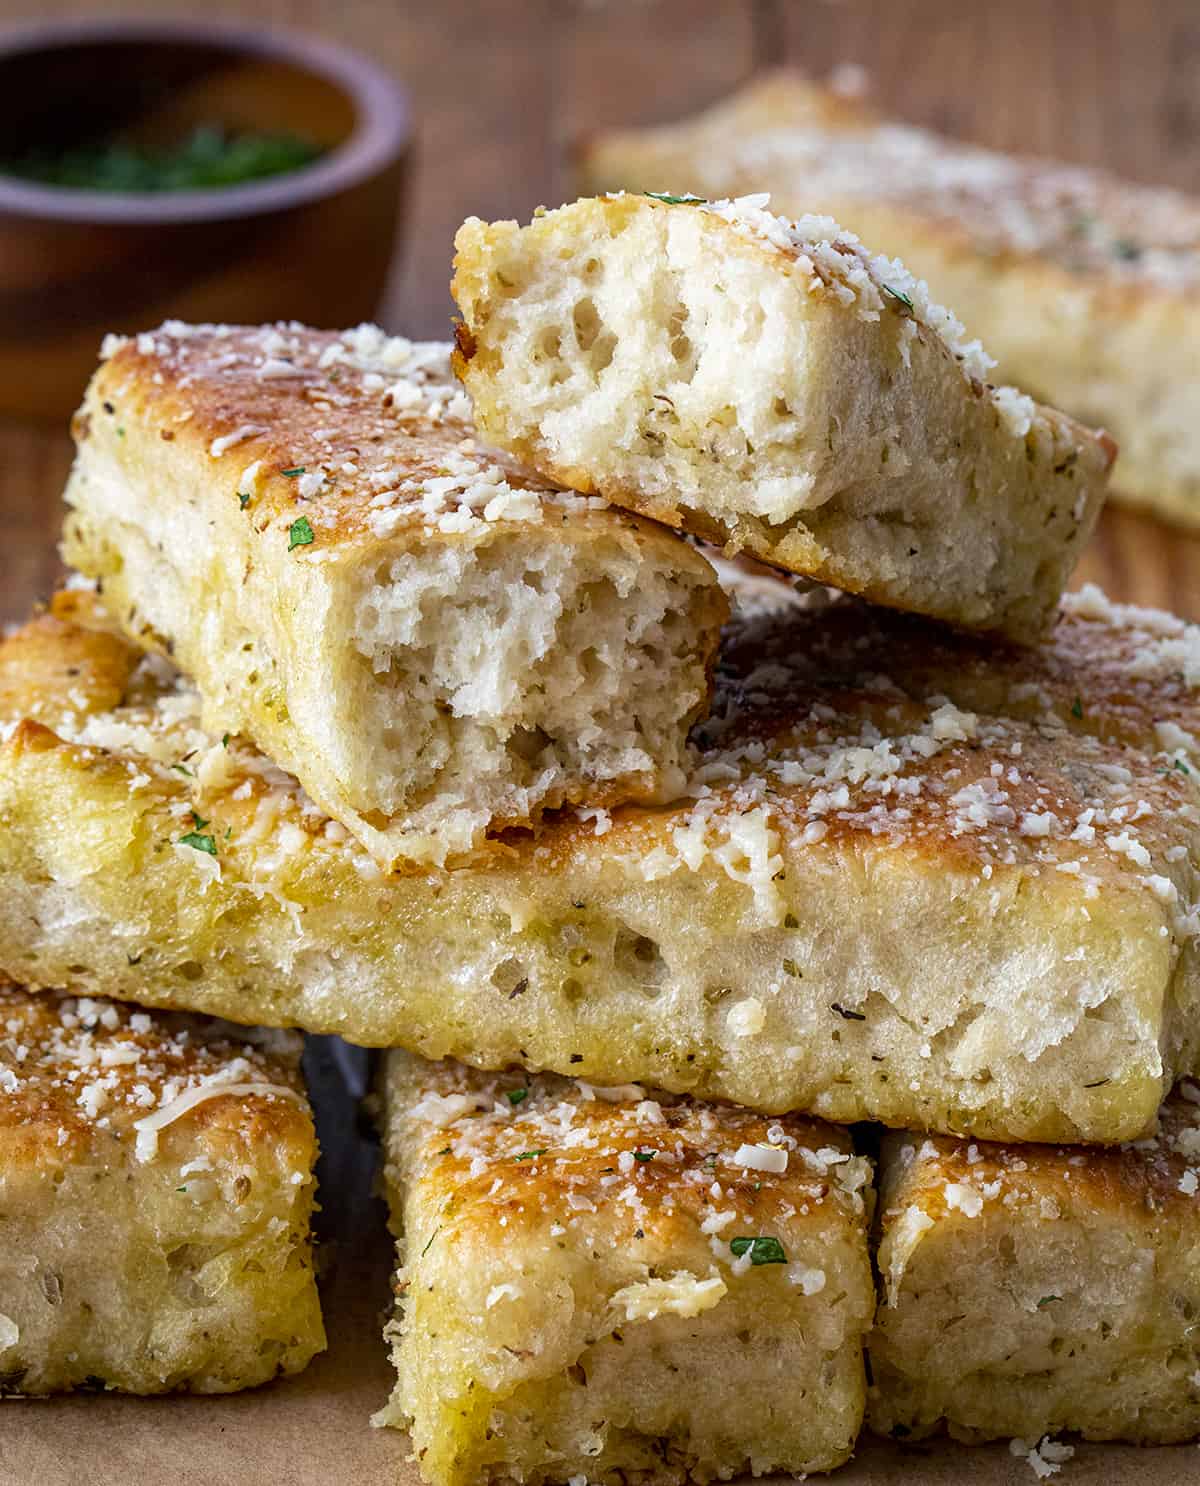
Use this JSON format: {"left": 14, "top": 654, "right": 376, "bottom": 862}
{"left": 485, "top": 1283, "right": 521, "bottom": 1309}
{"left": 610, "top": 1273, "right": 727, "bottom": 1322}
{"left": 1010, "top": 1436, "right": 1075, "bottom": 1479}
{"left": 788, "top": 1264, "right": 826, "bottom": 1295}
{"left": 732, "top": 1142, "right": 788, "bottom": 1173}
{"left": 944, "top": 1182, "right": 984, "bottom": 1218}
{"left": 726, "top": 998, "right": 766, "bottom": 1037}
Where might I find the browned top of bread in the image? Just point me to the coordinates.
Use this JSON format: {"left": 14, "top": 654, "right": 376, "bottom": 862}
{"left": 3, "top": 585, "right": 1197, "bottom": 906}
{"left": 0, "top": 593, "right": 138, "bottom": 729}
{"left": 881, "top": 1081, "right": 1200, "bottom": 1224}
{"left": 713, "top": 584, "right": 1200, "bottom": 758}
{"left": 81, "top": 322, "right": 694, "bottom": 561}
{"left": 0, "top": 979, "right": 310, "bottom": 1174}
{"left": 386, "top": 1057, "right": 866, "bottom": 1254}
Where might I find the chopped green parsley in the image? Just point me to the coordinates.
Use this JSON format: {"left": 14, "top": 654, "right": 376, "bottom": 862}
{"left": 881, "top": 284, "right": 914, "bottom": 315}
{"left": 506, "top": 1087, "right": 529, "bottom": 1106}
{"left": 179, "top": 811, "right": 216, "bottom": 855}
{"left": 281, "top": 466, "right": 306, "bottom": 477}
{"left": 0, "top": 126, "right": 323, "bottom": 193}
{"left": 1071, "top": 695, "right": 1084, "bottom": 720}
{"left": 514, "top": 1149, "right": 547, "bottom": 1161}
{"left": 643, "top": 191, "right": 706, "bottom": 206}
{"left": 288, "top": 516, "right": 315, "bottom": 550}
{"left": 729, "top": 1235, "right": 787, "bottom": 1266}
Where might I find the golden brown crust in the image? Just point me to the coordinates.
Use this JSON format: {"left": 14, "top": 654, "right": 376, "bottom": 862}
{"left": 84, "top": 324, "right": 701, "bottom": 557}
{"left": 880, "top": 1086, "right": 1200, "bottom": 1230}
{"left": 0, "top": 979, "right": 310, "bottom": 1172}
{"left": 711, "top": 585, "right": 1200, "bottom": 758}
{"left": 0, "top": 596, "right": 140, "bottom": 733}
{"left": 388, "top": 1058, "right": 864, "bottom": 1254}
{"left": 7, "top": 586, "right": 1194, "bottom": 892}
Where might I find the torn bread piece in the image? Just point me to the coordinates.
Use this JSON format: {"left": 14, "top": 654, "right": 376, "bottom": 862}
{"left": 374, "top": 1053, "right": 874, "bottom": 1485}
{"left": 0, "top": 587, "right": 1196, "bottom": 1143}
{"left": 871, "top": 1081, "right": 1200, "bottom": 1446}
{"left": 62, "top": 323, "right": 726, "bottom": 868}
{"left": 0, "top": 980, "right": 323, "bottom": 1395}
{"left": 578, "top": 71, "right": 1200, "bottom": 529}
{"left": 451, "top": 195, "right": 1113, "bottom": 641}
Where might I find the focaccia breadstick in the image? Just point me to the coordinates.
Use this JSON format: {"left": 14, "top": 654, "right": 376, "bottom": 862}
{"left": 375, "top": 1053, "right": 874, "bottom": 1484}
{"left": 62, "top": 323, "right": 725, "bottom": 868}
{"left": 872, "top": 1083, "right": 1200, "bottom": 1445}
{"left": 452, "top": 194, "right": 1112, "bottom": 641}
{"left": 0, "top": 981, "right": 323, "bottom": 1395}
{"left": 0, "top": 586, "right": 1195, "bottom": 1144}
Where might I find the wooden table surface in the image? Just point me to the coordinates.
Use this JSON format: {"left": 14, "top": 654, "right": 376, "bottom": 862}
{"left": 3, "top": 0, "right": 1199, "bottom": 624}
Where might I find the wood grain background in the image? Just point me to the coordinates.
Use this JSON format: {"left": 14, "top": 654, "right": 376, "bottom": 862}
{"left": 2, "top": 0, "right": 1198, "bottom": 622}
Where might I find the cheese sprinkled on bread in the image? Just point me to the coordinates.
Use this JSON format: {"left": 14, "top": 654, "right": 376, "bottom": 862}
{"left": 0, "top": 587, "right": 1196, "bottom": 1142}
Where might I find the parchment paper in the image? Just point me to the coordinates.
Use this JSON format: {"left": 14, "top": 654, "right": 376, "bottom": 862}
{"left": 2, "top": 1039, "right": 1194, "bottom": 1485}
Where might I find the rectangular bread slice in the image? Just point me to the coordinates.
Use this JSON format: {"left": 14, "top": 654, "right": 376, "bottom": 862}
{"left": 0, "top": 980, "right": 323, "bottom": 1395}
{"left": 451, "top": 194, "right": 1113, "bottom": 641}
{"left": 870, "top": 1082, "right": 1200, "bottom": 1446}
{"left": 0, "top": 585, "right": 1195, "bottom": 1143}
{"left": 577, "top": 71, "right": 1200, "bottom": 529}
{"left": 61, "top": 323, "right": 726, "bottom": 868}
{"left": 374, "top": 1052, "right": 874, "bottom": 1484}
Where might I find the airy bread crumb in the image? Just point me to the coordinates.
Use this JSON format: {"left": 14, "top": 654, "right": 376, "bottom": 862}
{"left": 577, "top": 72, "right": 1200, "bottom": 528}
{"left": 452, "top": 194, "right": 1113, "bottom": 642}
{"left": 872, "top": 1082, "right": 1200, "bottom": 1445}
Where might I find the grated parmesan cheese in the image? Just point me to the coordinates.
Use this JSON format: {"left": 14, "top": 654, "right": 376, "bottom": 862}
{"left": 133, "top": 1079, "right": 307, "bottom": 1163}
{"left": 732, "top": 1142, "right": 788, "bottom": 1174}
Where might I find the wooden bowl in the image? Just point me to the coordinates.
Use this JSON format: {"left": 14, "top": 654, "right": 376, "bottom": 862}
{"left": 0, "top": 18, "right": 412, "bottom": 420}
